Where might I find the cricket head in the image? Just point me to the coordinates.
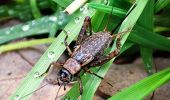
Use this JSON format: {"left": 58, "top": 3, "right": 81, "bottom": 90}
{"left": 58, "top": 68, "right": 72, "bottom": 85}
{"left": 57, "top": 58, "right": 81, "bottom": 85}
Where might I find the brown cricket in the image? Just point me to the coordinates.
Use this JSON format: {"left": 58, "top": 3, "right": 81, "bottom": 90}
{"left": 44, "top": 15, "right": 131, "bottom": 99}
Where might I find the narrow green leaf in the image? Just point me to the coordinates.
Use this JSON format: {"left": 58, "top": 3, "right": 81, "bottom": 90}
{"left": 129, "top": 25, "right": 170, "bottom": 51}
{"left": 88, "top": 3, "right": 127, "bottom": 17}
{"left": 53, "top": 0, "right": 73, "bottom": 8}
{"left": 155, "top": 0, "right": 170, "bottom": 13}
{"left": 30, "top": 0, "right": 42, "bottom": 19}
{"left": 139, "top": 0, "right": 154, "bottom": 74}
{"left": 108, "top": 67, "right": 170, "bottom": 100}
{"left": 0, "top": 15, "right": 62, "bottom": 45}
{"left": 0, "top": 38, "right": 55, "bottom": 53}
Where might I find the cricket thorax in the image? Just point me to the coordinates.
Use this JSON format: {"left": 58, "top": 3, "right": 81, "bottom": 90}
{"left": 63, "top": 58, "right": 81, "bottom": 75}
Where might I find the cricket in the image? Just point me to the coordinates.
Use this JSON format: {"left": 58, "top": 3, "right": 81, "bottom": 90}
{"left": 41, "top": 8, "right": 133, "bottom": 99}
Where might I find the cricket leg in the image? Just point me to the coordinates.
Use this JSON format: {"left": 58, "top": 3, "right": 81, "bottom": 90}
{"left": 63, "top": 30, "right": 73, "bottom": 56}
{"left": 90, "top": 32, "right": 123, "bottom": 67}
{"left": 76, "top": 16, "right": 92, "bottom": 46}
{"left": 39, "top": 62, "right": 64, "bottom": 77}
{"left": 83, "top": 67, "right": 113, "bottom": 87}
{"left": 77, "top": 76, "right": 83, "bottom": 95}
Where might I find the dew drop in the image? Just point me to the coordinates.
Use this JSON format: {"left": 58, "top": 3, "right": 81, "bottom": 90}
{"left": 48, "top": 51, "right": 55, "bottom": 59}
{"left": 33, "top": 72, "right": 40, "bottom": 78}
{"left": 104, "top": 0, "right": 108, "bottom": 5}
{"left": 14, "top": 95, "right": 20, "bottom": 100}
{"left": 74, "top": 17, "right": 80, "bottom": 24}
{"left": 8, "top": 10, "right": 14, "bottom": 15}
{"left": 22, "top": 25, "right": 30, "bottom": 31}
{"left": 31, "top": 21, "right": 36, "bottom": 26}
{"left": 80, "top": 5, "right": 89, "bottom": 14}
{"left": 49, "top": 16, "right": 57, "bottom": 22}
{"left": 5, "top": 30, "right": 10, "bottom": 35}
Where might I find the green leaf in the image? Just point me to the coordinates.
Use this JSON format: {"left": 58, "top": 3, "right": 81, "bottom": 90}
{"left": 129, "top": 25, "right": 170, "bottom": 51}
{"left": 88, "top": 3, "right": 127, "bottom": 17}
{"left": 0, "top": 15, "right": 62, "bottom": 45}
{"left": 108, "top": 67, "right": 170, "bottom": 100}
{"left": 53, "top": 0, "right": 73, "bottom": 8}
{"left": 0, "top": 38, "right": 55, "bottom": 53}
{"left": 138, "top": 0, "right": 154, "bottom": 74}
{"left": 155, "top": 0, "right": 170, "bottom": 13}
{"left": 30, "top": 0, "right": 42, "bottom": 18}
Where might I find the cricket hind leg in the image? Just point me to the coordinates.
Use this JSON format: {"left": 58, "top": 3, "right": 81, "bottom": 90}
{"left": 63, "top": 30, "right": 73, "bottom": 56}
{"left": 76, "top": 16, "right": 92, "bottom": 46}
{"left": 89, "top": 29, "right": 129, "bottom": 67}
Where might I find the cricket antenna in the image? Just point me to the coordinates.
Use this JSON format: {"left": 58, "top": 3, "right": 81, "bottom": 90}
{"left": 111, "top": 3, "right": 136, "bottom": 34}
{"left": 55, "top": 83, "right": 63, "bottom": 100}
{"left": 19, "top": 83, "right": 49, "bottom": 99}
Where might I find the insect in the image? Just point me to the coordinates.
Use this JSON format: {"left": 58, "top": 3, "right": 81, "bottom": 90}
{"left": 43, "top": 15, "right": 132, "bottom": 99}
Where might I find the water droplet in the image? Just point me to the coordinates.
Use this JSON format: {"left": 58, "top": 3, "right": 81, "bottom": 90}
{"left": 64, "top": 96, "right": 70, "bottom": 100}
{"left": 22, "top": 25, "right": 30, "bottom": 31}
{"left": 8, "top": 10, "right": 14, "bottom": 15}
{"left": 31, "top": 21, "right": 36, "bottom": 26}
{"left": 33, "top": 72, "right": 40, "bottom": 78}
{"left": 58, "top": 21, "right": 63, "bottom": 25}
{"left": 80, "top": 5, "right": 89, "bottom": 14}
{"left": 48, "top": 51, "right": 55, "bottom": 59}
{"left": 104, "top": 0, "right": 108, "bottom": 5}
{"left": 74, "top": 17, "right": 81, "bottom": 24}
{"left": 49, "top": 16, "right": 57, "bottom": 22}
{"left": 6, "top": 30, "right": 10, "bottom": 35}
{"left": 14, "top": 95, "right": 20, "bottom": 100}
{"left": 10, "top": 27, "right": 14, "bottom": 31}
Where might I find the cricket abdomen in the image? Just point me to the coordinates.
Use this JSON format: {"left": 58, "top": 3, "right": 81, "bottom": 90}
{"left": 72, "top": 32, "right": 112, "bottom": 66}
{"left": 81, "top": 32, "right": 112, "bottom": 56}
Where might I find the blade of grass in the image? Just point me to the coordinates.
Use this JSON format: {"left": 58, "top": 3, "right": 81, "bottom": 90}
{"left": 88, "top": 3, "right": 127, "bottom": 18}
{"left": 140, "top": 48, "right": 154, "bottom": 74}
{"left": 81, "top": 0, "right": 150, "bottom": 99}
{"left": 0, "top": 15, "right": 63, "bottom": 45}
{"left": 139, "top": 0, "right": 154, "bottom": 74}
{"left": 30, "top": 0, "right": 42, "bottom": 19}
{"left": 0, "top": 38, "right": 55, "bottom": 54}
{"left": 108, "top": 67, "right": 170, "bottom": 100}
{"left": 10, "top": 0, "right": 99, "bottom": 99}
{"left": 129, "top": 25, "right": 170, "bottom": 51}
{"left": 155, "top": 0, "right": 170, "bottom": 13}
{"left": 52, "top": 0, "right": 73, "bottom": 8}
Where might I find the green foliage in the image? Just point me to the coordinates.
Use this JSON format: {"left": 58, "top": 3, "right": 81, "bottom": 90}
{"left": 108, "top": 67, "right": 170, "bottom": 100}
{"left": 0, "top": 0, "right": 169, "bottom": 100}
